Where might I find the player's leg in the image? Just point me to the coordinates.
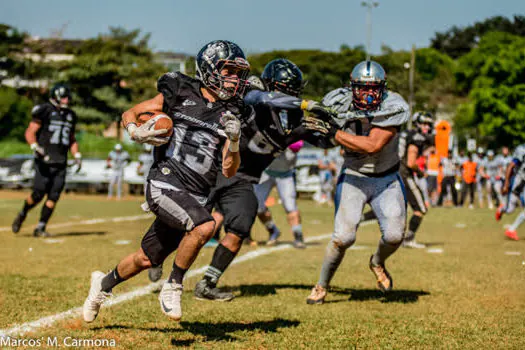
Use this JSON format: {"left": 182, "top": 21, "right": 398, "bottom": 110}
{"left": 275, "top": 175, "right": 305, "bottom": 248}
{"left": 402, "top": 175, "right": 427, "bottom": 248}
{"left": 33, "top": 166, "right": 67, "bottom": 237}
{"left": 107, "top": 173, "right": 116, "bottom": 199}
{"left": 369, "top": 173, "right": 406, "bottom": 292}
{"left": 12, "top": 161, "right": 49, "bottom": 233}
{"left": 195, "top": 180, "right": 258, "bottom": 301}
{"left": 307, "top": 173, "right": 366, "bottom": 304}
{"left": 83, "top": 217, "right": 181, "bottom": 322}
{"left": 254, "top": 172, "right": 280, "bottom": 244}
{"left": 485, "top": 179, "right": 494, "bottom": 209}
{"left": 116, "top": 172, "right": 123, "bottom": 200}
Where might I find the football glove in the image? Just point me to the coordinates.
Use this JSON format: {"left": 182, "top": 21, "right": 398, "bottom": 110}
{"left": 127, "top": 118, "right": 170, "bottom": 146}
{"left": 302, "top": 114, "right": 338, "bottom": 139}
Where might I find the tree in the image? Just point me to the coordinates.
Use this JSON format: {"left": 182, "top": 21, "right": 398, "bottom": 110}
{"left": 454, "top": 32, "right": 525, "bottom": 146}
{"left": 431, "top": 15, "right": 525, "bottom": 58}
{"left": 60, "top": 27, "right": 166, "bottom": 126}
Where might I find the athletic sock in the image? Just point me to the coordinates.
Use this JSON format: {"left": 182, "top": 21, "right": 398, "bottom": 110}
{"left": 510, "top": 211, "right": 525, "bottom": 231}
{"left": 203, "top": 244, "right": 236, "bottom": 287}
{"left": 38, "top": 204, "right": 55, "bottom": 229}
{"left": 405, "top": 215, "right": 423, "bottom": 241}
{"left": 20, "top": 200, "right": 36, "bottom": 217}
{"left": 318, "top": 240, "right": 348, "bottom": 288}
{"left": 264, "top": 220, "right": 277, "bottom": 233}
{"left": 292, "top": 224, "right": 303, "bottom": 239}
{"left": 372, "top": 238, "right": 401, "bottom": 266}
{"left": 101, "top": 266, "right": 124, "bottom": 292}
{"left": 168, "top": 263, "right": 188, "bottom": 285}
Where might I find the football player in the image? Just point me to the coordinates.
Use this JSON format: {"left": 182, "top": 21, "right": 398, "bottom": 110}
{"left": 106, "top": 144, "right": 130, "bottom": 200}
{"left": 398, "top": 112, "right": 434, "bottom": 248}
{"left": 303, "top": 60, "right": 410, "bottom": 304}
{"left": 82, "top": 40, "right": 247, "bottom": 322}
{"left": 11, "top": 84, "right": 81, "bottom": 237}
{"left": 480, "top": 150, "right": 503, "bottom": 209}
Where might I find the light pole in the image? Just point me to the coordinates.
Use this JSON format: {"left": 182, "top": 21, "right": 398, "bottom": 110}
{"left": 361, "top": 1, "right": 379, "bottom": 61}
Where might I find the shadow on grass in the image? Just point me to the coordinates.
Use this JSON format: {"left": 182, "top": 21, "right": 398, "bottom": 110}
{"left": 235, "top": 284, "right": 429, "bottom": 304}
{"left": 93, "top": 318, "right": 300, "bottom": 343}
{"left": 50, "top": 231, "right": 107, "bottom": 237}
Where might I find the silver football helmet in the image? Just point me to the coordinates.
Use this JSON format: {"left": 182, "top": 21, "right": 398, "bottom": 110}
{"left": 350, "top": 60, "right": 386, "bottom": 110}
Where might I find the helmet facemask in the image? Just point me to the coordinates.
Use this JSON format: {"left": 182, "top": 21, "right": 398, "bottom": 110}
{"left": 200, "top": 59, "right": 250, "bottom": 101}
{"left": 351, "top": 82, "right": 385, "bottom": 110}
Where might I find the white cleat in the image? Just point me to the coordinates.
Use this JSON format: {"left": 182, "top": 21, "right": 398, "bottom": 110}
{"left": 83, "top": 271, "right": 111, "bottom": 323}
{"left": 159, "top": 282, "right": 183, "bottom": 321}
{"left": 402, "top": 240, "right": 427, "bottom": 249}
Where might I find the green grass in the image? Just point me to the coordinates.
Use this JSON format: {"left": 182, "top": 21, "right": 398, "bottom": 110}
{"left": 0, "top": 190, "right": 524, "bottom": 348}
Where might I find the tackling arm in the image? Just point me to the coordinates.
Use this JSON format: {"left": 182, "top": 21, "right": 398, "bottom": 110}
{"left": 334, "top": 126, "right": 397, "bottom": 154}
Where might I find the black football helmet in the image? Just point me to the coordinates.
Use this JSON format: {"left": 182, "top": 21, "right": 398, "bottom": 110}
{"left": 50, "top": 83, "right": 71, "bottom": 107}
{"left": 413, "top": 111, "right": 434, "bottom": 134}
{"left": 350, "top": 60, "right": 386, "bottom": 110}
{"left": 261, "top": 58, "right": 304, "bottom": 97}
{"left": 195, "top": 40, "right": 250, "bottom": 100}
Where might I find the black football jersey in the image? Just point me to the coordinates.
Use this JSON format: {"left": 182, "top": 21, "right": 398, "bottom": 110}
{"left": 234, "top": 90, "right": 333, "bottom": 183}
{"left": 398, "top": 129, "right": 434, "bottom": 176}
{"left": 148, "top": 72, "right": 244, "bottom": 196}
{"left": 32, "top": 102, "right": 77, "bottom": 165}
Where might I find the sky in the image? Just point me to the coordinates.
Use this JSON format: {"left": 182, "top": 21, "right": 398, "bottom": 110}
{"left": 1, "top": 0, "right": 523, "bottom": 55}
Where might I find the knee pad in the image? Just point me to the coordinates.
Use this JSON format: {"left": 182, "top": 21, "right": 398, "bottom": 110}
{"left": 331, "top": 232, "right": 356, "bottom": 250}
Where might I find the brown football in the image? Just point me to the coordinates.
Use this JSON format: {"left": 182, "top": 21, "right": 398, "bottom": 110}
{"left": 137, "top": 111, "right": 173, "bottom": 138}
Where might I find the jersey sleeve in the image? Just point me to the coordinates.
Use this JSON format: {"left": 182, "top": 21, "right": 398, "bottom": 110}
{"left": 244, "top": 90, "right": 302, "bottom": 110}
{"left": 157, "top": 72, "right": 181, "bottom": 111}
{"left": 369, "top": 92, "right": 410, "bottom": 128}
{"left": 31, "top": 104, "right": 48, "bottom": 123}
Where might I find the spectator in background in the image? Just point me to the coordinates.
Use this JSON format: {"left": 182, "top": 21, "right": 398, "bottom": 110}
{"left": 107, "top": 144, "right": 130, "bottom": 200}
{"left": 137, "top": 144, "right": 154, "bottom": 193}
{"left": 473, "top": 147, "right": 486, "bottom": 208}
{"left": 460, "top": 152, "right": 477, "bottom": 209}
{"left": 426, "top": 149, "right": 441, "bottom": 206}
{"left": 318, "top": 149, "right": 337, "bottom": 206}
{"left": 437, "top": 151, "right": 458, "bottom": 206}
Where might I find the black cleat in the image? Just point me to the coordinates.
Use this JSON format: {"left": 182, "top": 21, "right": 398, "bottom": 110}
{"left": 293, "top": 233, "right": 306, "bottom": 249}
{"left": 194, "top": 279, "right": 234, "bottom": 302}
{"left": 12, "top": 213, "right": 26, "bottom": 234}
{"left": 33, "top": 227, "right": 50, "bottom": 238}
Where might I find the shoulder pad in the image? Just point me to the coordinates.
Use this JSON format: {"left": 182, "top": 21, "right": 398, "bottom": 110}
{"left": 322, "top": 88, "right": 352, "bottom": 113}
{"left": 369, "top": 91, "right": 410, "bottom": 127}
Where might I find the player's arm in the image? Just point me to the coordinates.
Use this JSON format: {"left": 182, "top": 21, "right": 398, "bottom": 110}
{"left": 334, "top": 126, "right": 397, "bottom": 154}
{"left": 502, "top": 161, "right": 517, "bottom": 194}
{"left": 69, "top": 130, "right": 82, "bottom": 167}
{"left": 25, "top": 110, "right": 46, "bottom": 157}
{"left": 221, "top": 112, "right": 242, "bottom": 178}
{"left": 121, "top": 94, "right": 169, "bottom": 145}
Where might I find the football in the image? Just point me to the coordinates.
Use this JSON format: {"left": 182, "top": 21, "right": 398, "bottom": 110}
{"left": 137, "top": 111, "right": 173, "bottom": 138}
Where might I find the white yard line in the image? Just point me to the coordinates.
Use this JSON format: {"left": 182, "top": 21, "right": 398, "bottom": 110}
{"left": 0, "top": 214, "right": 153, "bottom": 232}
{"left": 0, "top": 223, "right": 373, "bottom": 337}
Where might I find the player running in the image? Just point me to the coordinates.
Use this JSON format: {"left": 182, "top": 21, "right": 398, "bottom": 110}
{"left": 11, "top": 84, "right": 82, "bottom": 237}
{"left": 398, "top": 112, "right": 434, "bottom": 248}
{"left": 82, "top": 40, "right": 247, "bottom": 322}
{"left": 303, "top": 60, "right": 410, "bottom": 304}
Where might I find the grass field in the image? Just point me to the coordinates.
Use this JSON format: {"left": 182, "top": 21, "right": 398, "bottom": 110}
{"left": 0, "top": 190, "right": 524, "bottom": 349}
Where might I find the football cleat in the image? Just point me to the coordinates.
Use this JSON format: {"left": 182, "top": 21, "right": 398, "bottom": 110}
{"left": 293, "top": 232, "right": 306, "bottom": 249}
{"left": 306, "top": 284, "right": 327, "bottom": 304}
{"left": 495, "top": 205, "right": 504, "bottom": 221}
{"left": 148, "top": 266, "right": 163, "bottom": 283}
{"left": 194, "top": 279, "right": 235, "bottom": 302}
{"left": 402, "top": 240, "right": 426, "bottom": 249}
{"left": 369, "top": 256, "right": 393, "bottom": 293}
{"left": 266, "top": 228, "right": 281, "bottom": 246}
{"left": 159, "top": 282, "right": 183, "bottom": 320}
{"left": 11, "top": 213, "right": 26, "bottom": 234}
{"left": 82, "top": 271, "right": 111, "bottom": 323}
{"left": 505, "top": 229, "right": 519, "bottom": 241}
{"left": 33, "top": 227, "right": 50, "bottom": 238}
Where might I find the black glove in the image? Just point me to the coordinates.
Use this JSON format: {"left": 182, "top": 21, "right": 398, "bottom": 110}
{"left": 302, "top": 114, "right": 338, "bottom": 139}
{"left": 301, "top": 100, "right": 337, "bottom": 121}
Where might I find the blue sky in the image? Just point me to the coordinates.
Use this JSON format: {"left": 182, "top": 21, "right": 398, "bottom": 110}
{"left": 1, "top": 0, "right": 522, "bottom": 55}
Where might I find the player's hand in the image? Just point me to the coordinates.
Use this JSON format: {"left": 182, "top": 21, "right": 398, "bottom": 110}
{"left": 502, "top": 184, "right": 509, "bottom": 195}
{"left": 74, "top": 152, "right": 82, "bottom": 173}
{"left": 302, "top": 114, "right": 338, "bottom": 139}
{"left": 222, "top": 111, "right": 241, "bottom": 143}
{"left": 127, "top": 119, "right": 169, "bottom": 146}
{"left": 301, "top": 100, "right": 336, "bottom": 120}
{"left": 30, "top": 143, "right": 49, "bottom": 161}
{"left": 247, "top": 75, "right": 266, "bottom": 91}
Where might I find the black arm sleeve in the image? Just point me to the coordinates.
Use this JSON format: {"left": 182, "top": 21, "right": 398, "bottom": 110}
{"left": 157, "top": 72, "right": 181, "bottom": 112}
{"left": 244, "top": 90, "right": 302, "bottom": 110}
